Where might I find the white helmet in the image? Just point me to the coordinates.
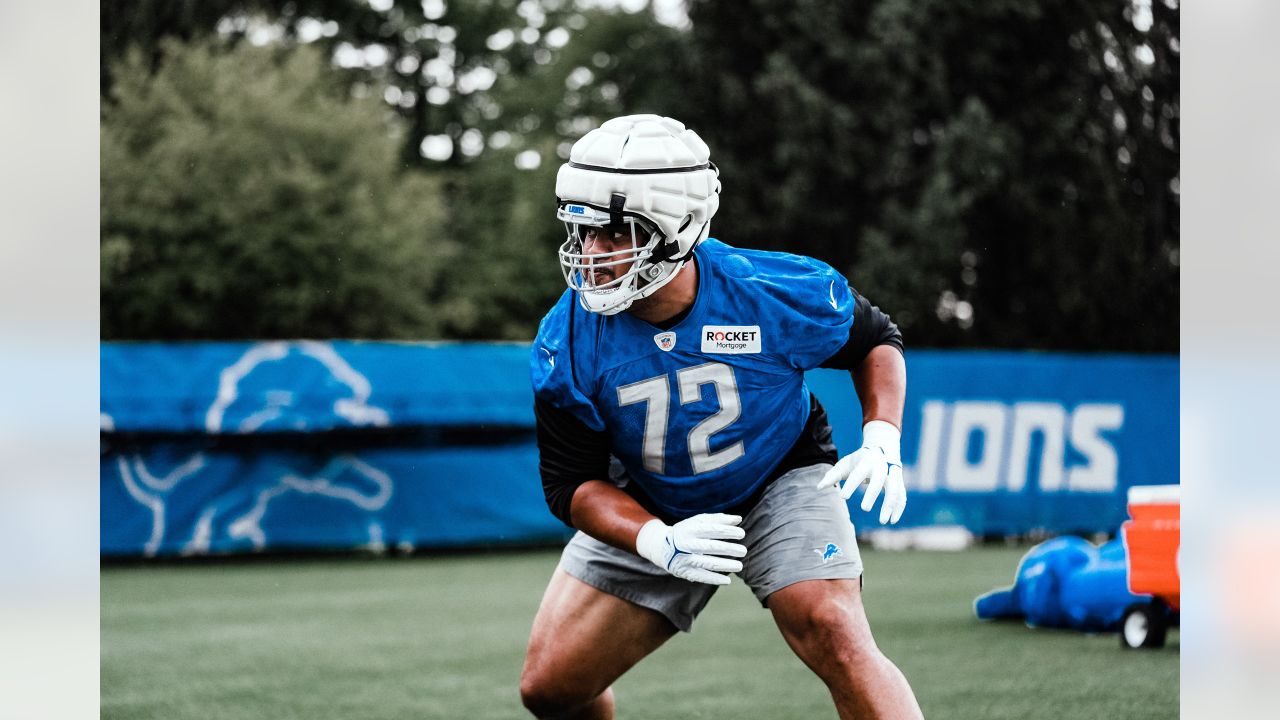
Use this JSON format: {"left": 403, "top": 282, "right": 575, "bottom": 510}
{"left": 555, "top": 114, "right": 721, "bottom": 315}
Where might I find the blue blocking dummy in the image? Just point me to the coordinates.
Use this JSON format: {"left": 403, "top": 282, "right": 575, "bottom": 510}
{"left": 975, "top": 536, "right": 1148, "bottom": 631}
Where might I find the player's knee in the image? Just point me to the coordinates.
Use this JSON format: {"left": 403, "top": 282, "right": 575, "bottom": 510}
{"left": 788, "top": 601, "right": 881, "bottom": 669}
{"left": 519, "top": 669, "right": 596, "bottom": 718}
{"left": 517, "top": 671, "right": 560, "bottom": 717}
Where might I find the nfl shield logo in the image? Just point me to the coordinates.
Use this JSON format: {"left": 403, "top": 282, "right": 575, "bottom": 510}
{"left": 653, "top": 332, "right": 677, "bottom": 352}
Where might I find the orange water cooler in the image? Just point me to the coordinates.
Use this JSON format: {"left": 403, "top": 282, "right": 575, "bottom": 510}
{"left": 1118, "top": 484, "right": 1180, "bottom": 648}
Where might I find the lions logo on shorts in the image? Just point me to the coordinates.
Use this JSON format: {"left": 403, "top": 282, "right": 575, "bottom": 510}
{"left": 814, "top": 542, "right": 842, "bottom": 563}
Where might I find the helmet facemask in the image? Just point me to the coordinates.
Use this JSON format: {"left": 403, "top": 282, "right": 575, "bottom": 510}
{"left": 556, "top": 201, "right": 681, "bottom": 316}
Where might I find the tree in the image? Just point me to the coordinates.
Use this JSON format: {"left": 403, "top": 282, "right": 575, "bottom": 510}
{"left": 101, "top": 1, "right": 689, "bottom": 340}
{"left": 680, "top": 0, "right": 1178, "bottom": 351}
{"left": 101, "top": 39, "right": 451, "bottom": 339}
{"left": 422, "top": 5, "right": 690, "bottom": 338}
{"left": 100, "top": 1, "right": 1178, "bottom": 350}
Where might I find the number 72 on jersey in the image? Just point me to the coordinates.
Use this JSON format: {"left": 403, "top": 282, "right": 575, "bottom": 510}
{"left": 616, "top": 362, "right": 744, "bottom": 476}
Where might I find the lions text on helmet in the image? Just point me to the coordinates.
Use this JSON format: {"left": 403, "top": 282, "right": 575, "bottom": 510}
{"left": 555, "top": 114, "right": 722, "bottom": 315}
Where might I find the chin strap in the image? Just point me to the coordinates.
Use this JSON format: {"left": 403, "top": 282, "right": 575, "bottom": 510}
{"left": 650, "top": 240, "right": 676, "bottom": 263}
{"left": 659, "top": 220, "right": 705, "bottom": 264}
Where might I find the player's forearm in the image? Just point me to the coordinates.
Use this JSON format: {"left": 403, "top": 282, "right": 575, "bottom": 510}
{"left": 568, "top": 480, "right": 659, "bottom": 554}
{"left": 853, "top": 344, "right": 906, "bottom": 429}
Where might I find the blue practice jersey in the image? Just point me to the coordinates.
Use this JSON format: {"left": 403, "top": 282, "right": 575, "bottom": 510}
{"left": 530, "top": 239, "right": 854, "bottom": 518}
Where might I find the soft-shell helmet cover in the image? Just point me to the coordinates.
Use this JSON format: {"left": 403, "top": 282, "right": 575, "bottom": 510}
{"left": 555, "top": 114, "right": 721, "bottom": 315}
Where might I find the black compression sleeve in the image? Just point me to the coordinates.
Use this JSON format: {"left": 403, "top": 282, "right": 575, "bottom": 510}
{"left": 819, "top": 288, "right": 904, "bottom": 370}
{"left": 534, "top": 398, "right": 611, "bottom": 528}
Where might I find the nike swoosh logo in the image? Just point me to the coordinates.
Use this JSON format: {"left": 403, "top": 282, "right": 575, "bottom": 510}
{"left": 828, "top": 281, "right": 839, "bottom": 310}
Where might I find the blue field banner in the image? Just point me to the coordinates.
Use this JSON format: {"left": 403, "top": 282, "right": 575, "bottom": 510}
{"left": 100, "top": 439, "right": 569, "bottom": 557}
{"left": 807, "top": 351, "right": 1179, "bottom": 533}
{"left": 101, "top": 342, "right": 1177, "bottom": 556}
{"left": 100, "top": 340, "right": 534, "bottom": 434}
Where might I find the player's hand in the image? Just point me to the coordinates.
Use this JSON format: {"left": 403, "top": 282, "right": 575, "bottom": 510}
{"left": 634, "top": 513, "right": 747, "bottom": 586}
{"left": 817, "top": 420, "right": 907, "bottom": 525}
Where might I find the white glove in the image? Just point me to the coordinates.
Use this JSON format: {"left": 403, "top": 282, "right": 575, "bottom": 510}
{"left": 635, "top": 513, "right": 747, "bottom": 586}
{"left": 817, "top": 420, "right": 907, "bottom": 525}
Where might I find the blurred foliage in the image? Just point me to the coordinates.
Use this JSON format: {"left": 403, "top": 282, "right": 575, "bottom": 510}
{"left": 680, "top": 0, "right": 1179, "bottom": 351}
{"left": 100, "top": 0, "right": 1177, "bottom": 351}
{"left": 101, "top": 0, "right": 684, "bottom": 340}
{"left": 101, "top": 40, "right": 451, "bottom": 339}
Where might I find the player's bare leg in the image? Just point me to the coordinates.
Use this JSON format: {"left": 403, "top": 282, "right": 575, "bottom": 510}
{"left": 520, "top": 568, "right": 677, "bottom": 719}
{"left": 768, "top": 578, "right": 924, "bottom": 720}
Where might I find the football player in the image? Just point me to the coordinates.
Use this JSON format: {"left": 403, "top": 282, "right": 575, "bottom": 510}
{"left": 520, "top": 115, "right": 923, "bottom": 720}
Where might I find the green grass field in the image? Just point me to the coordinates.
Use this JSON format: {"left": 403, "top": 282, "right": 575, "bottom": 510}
{"left": 101, "top": 546, "right": 1177, "bottom": 719}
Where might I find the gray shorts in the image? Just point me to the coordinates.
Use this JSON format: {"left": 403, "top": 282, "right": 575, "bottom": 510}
{"left": 558, "top": 463, "right": 864, "bottom": 632}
